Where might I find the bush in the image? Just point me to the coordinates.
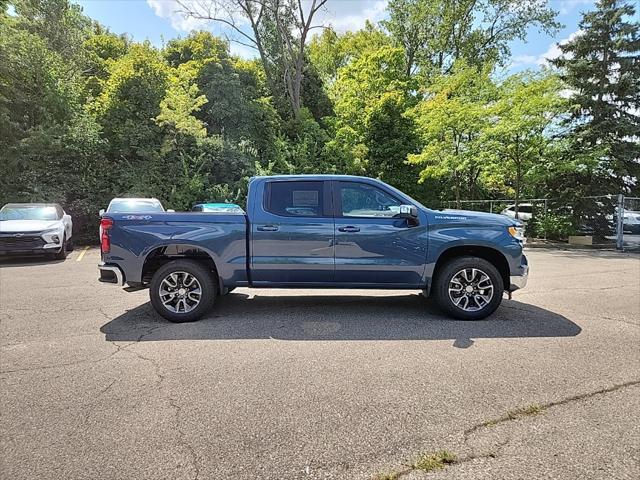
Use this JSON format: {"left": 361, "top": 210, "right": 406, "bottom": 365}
{"left": 528, "top": 212, "right": 576, "bottom": 240}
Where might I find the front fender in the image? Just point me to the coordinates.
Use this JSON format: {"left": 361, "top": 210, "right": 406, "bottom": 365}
{"left": 423, "top": 224, "right": 523, "bottom": 282}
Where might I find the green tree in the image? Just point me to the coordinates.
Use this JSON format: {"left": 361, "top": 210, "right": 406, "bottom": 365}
{"left": 552, "top": 0, "right": 640, "bottom": 194}
{"left": 383, "top": 0, "right": 560, "bottom": 78}
{"left": 82, "top": 27, "right": 129, "bottom": 98}
{"left": 0, "top": 2, "right": 108, "bottom": 239}
{"left": 90, "top": 43, "right": 169, "bottom": 159}
{"left": 408, "top": 63, "right": 496, "bottom": 205}
{"left": 483, "top": 72, "right": 566, "bottom": 213}
{"left": 328, "top": 45, "right": 409, "bottom": 175}
{"left": 11, "top": 0, "right": 91, "bottom": 67}
{"left": 365, "top": 91, "right": 421, "bottom": 199}
{"left": 178, "top": 0, "right": 328, "bottom": 118}
{"left": 308, "top": 22, "right": 391, "bottom": 85}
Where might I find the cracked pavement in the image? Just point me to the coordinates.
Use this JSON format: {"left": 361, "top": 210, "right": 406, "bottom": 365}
{"left": 1, "top": 248, "right": 639, "bottom": 479}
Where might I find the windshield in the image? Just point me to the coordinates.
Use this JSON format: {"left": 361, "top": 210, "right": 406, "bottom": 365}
{"left": 107, "top": 200, "right": 164, "bottom": 213}
{"left": 0, "top": 205, "right": 60, "bottom": 221}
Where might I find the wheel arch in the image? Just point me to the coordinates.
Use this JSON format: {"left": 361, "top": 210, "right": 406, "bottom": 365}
{"left": 141, "top": 244, "right": 222, "bottom": 292}
{"left": 431, "top": 245, "right": 510, "bottom": 293}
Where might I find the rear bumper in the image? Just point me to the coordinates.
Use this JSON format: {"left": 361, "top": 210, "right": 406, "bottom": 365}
{"left": 98, "top": 262, "right": 125, "bottom": 286}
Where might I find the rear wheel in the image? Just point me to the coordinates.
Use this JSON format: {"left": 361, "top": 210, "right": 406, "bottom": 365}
{"left": 149, "top": 260, "right": 216, "bottom": 323}
{"left": 433, "top": 256, "right": 503, "bottom": 320}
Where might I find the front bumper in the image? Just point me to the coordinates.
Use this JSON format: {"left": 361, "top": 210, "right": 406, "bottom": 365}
{"left": 509, "top": 264, "right": 529, "bottom": 291}
{"left": 98, "top": 262, "right": 125, "bottom": 286}
{"left": 0, "top": 231, "right": 64, "bottom": 255}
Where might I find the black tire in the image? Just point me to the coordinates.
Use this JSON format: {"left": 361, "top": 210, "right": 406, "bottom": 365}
{"left": 54, "top": 235, "right": 68, "bottom": 260}
{"left": 66, "top": 237, "right": 74, "bottom": 252}
{"left": 433, "top": 256, "right": 503, "bottom": 320}
{"left": 149, "top": 259, "right": 216, "bottom": 323}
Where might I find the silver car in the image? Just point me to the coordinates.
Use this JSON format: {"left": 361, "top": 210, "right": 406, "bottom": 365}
{"left": 501, "top": 203, "right": 533, "bottom": 222}
{"left": 0, "top": 203, "right": 73, "bottom": 259}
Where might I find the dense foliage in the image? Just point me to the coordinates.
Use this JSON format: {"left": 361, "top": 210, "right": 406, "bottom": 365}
{"left": 0, "top": 0, "right": 638, "bottom": 241}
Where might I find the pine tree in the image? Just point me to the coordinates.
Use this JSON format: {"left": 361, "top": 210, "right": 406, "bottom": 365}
{"left": 552, "top": 0, "right": 640, "bottom": 194}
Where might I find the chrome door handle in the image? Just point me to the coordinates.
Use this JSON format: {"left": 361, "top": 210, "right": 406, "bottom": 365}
{"left": 338, "top": 226, "right": 360, "bottom": 233}
{"left": 257, "top": 225, "right": 279, "bottom": 232}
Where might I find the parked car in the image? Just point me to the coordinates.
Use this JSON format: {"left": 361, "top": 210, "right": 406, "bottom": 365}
{"left": 501, "top": 203, "right": 533, "bottom": 222}
{"left": 100, "top": 197, "right": 166, "bottom": 216}
{"left": 0, "top": 203, "right": 73, "bottom": 259}
{"left": 192, "top": 203, "right": 245, "bottom": 214}
{"left": 609, "top": 210, "right": 640, "bottom": 234}
{"left": 99, "top": 175, "right": 528, "bottom": 322}
{"left": 100, "top": 198, "right": 170, "bottom": 238}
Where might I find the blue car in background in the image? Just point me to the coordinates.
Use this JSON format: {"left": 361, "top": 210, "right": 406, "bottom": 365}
{"left": 99, "top": 175, "right": 528, "bottom": 323}
{"left": 192, "top": 203, "right": 245, "bottom": 214}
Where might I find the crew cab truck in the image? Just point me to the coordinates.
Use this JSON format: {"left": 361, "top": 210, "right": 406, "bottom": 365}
{"left": 99, "top": 175, "right": 528, "bottom": 322}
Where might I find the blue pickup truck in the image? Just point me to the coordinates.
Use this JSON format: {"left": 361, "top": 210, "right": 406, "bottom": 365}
{"left": 99, "top": 175, "right": 528, "bottom": 322}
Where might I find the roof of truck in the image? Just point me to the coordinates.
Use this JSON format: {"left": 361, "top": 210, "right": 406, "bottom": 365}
{"left": 250, "top": 174, "right": 374, "bottom": 181}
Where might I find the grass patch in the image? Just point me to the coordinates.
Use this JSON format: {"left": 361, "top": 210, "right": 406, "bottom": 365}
{"left": 481, "top": 419, "right": 499, "bottom": 428}
{"left": 413, "top": 450, "right": 457, "bottom": 472}
{"left": 506, "top": 404, "right": 543, "bottom": 420}
{"left": 373, "top": 472, "right": 399, "bottom": 480}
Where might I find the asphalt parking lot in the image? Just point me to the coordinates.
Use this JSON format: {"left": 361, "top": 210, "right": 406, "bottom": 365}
{"left": 1, "top": 248, "right": 639, "bottom": 480}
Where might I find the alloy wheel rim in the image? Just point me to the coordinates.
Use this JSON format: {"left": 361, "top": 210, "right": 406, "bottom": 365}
{"left": 448, "top": 268, "right": 494, "bottom": 312}
{"left": 159, "top": 271, "right": 202, "bottom": 314}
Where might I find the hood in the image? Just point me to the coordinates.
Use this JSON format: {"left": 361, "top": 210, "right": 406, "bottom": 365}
{"left": 0, "top": 219, "right": 62, "bottom": 233}
{"left": 433, "top": 209, "right": 519, "bottom": 227}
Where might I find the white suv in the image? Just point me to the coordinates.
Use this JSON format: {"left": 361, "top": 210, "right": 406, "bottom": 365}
{"left": 0, "top": 203, "right": 73, "bottom": 259}
{"left": 501, "top": 204, "right": 533, "bottom": 222}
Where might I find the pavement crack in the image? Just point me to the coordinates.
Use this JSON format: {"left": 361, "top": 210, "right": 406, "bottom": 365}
{"left": 464, "top": 379, "right": 640, "bottom": 440}
{"left": 0, "top": 324, "right": 167, "bottom": 375}
{"left": 169, "top": 397, "right": 201, "bottom": 480}
{"left": 82, "top": 379, "right": 118, "bottom": 426}
{"left": 0, "top": 341, "right": 128, "bottom": 375}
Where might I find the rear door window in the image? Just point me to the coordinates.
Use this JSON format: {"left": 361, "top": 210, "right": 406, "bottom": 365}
{"left": 264, "top": 181, "right": 325, "bottom": 217}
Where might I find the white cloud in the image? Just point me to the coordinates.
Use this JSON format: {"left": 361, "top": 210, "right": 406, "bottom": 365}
{"left": 537, "top": 30, "right": 583, "bottom": 66}
{"left": 316, "top": 0, "right": 388, "bottom": 33}
{"left": 229, "top": 42, "right": 258, "bottom": 59}
{"left": 146, "top": 0, "right": 389, "bottom": 57}
{"left": 148, "top": 0, "right": 389, "bottom": 35}
{"left": 511, "top": 54, "right": 539, "bottom": 68}
{"left": 509, "top": 30, "right": 583, "bottom": 69}
{"left": 147, "top": 0, "right": 209, "bottom": 32}
{"left": 557, "top": 0, "right": 595, "bottom": 16}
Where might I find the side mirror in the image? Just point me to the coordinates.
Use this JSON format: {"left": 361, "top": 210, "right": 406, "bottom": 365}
{"left": 99, "top": 209, "right": 105, "bottom": 216}
{"left": 166, "top": 209, "right": 175, "bottom": 212}
{"left": 399, "top": 204, "right": 419, "bottom": 226}
{"left": 399, "top": 204, "right": 418, "bottom": 218}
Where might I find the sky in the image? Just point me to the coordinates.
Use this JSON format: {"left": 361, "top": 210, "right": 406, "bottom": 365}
{"left": 76, "top": 0, "right": 597, "bottom": 72}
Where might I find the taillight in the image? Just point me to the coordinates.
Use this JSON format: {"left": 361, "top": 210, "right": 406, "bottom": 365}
{"left": 101, "top": 217, "right": 114, "bottom": 254}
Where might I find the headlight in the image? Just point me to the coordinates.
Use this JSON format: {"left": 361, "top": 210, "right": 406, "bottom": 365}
{"left": 41, "top": 227, "right": 63, "bottom": 244}
{"left": 508, "top": 226, "right": 526, "bottom": 243}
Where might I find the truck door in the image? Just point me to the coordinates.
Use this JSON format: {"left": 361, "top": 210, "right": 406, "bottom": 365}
{"left": 250, "top": 180, "right": 335, "bottom": 284}
{"left": 333, "top": 180, "right": 427, "bottom": 287}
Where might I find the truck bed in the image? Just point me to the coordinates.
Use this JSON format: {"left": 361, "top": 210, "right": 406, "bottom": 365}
{"left": 103, "top": 212, "right": 249, "bottom": 288}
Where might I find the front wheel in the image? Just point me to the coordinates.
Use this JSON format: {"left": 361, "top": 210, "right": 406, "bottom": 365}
{"left": 149, "top": 260, "right": 216, "bottom": 323}
{"left": 54, "top": 235, "right": 68, "bottom": 260}
{"left": 433, "top": 256, "right": 504, "bottom": 320}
